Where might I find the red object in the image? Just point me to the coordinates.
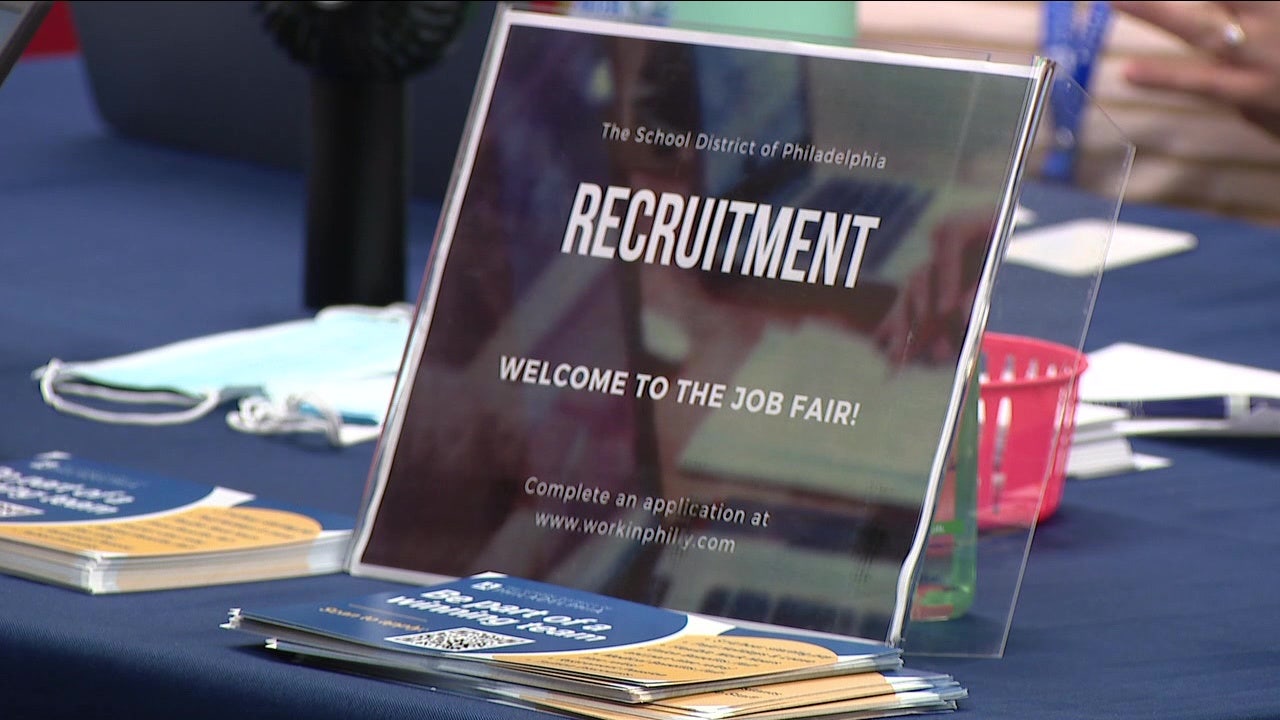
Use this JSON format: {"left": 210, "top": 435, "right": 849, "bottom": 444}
{"left": 21, "top": 1, "right": 79, "bottom": 57}
{"left": 976, "top": 333, "right": 1088, "bottom": 529}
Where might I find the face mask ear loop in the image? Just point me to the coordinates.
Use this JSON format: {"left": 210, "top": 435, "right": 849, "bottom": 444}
{"left": 226, "top": 394, "right": 346, "bottom": 447}
{"left": 38, "top": 358, "right": 223, "bottom": 426}
{"left": 297, "top": 393, "right": 346, "bottom": 447}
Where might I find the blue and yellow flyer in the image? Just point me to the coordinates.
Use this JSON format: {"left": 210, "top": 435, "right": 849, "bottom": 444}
{"left": 227, "top": 573, "right": 903, "bottom": 703}
{"left": 0, "top": 452, "right": 353, "bottom": 593}
{"left": 349, "top": 6, "right": 1052, "bottom": 647}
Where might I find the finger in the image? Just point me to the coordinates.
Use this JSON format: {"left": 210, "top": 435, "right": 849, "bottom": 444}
{"left": 873, "top": 320, "right": 908, "bottom": 366}
{"left": 875, "top": 273, "right": 929, "bottom": 364}
{"left": 1240, "top": 106, "right": 1280, "bottom": 136}
{"left": 1111, "top": 0, "right": 1241, "bottom": 56}
{"left": 930, "top": 334, "right": 956, "bottom": 366}
{"left": 872, "top": 294, "right": 905, "bottom": 355}
{"left": 1216, "top": 1, "right": 1276, "bottom": 16}
{"left": 1124, "top": 58, "right": 1272, "bottom": 107}
{"left": 930, "top": 216, "right": 991, "bottom": 315}
{"left": 928, "top": 228, "right": 963, "bottom": 314}
{"left": 874, "top": 299, "right": 913, "bottom": 364}
{"left": 902, "top": 272, "right": 937, "bottom": 362}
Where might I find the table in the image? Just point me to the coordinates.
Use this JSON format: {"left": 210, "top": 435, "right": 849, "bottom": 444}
{"left": 3, "top": 54, "right": 1280, "bottom": 720}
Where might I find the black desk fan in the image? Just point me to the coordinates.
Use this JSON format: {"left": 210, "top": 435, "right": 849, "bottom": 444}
{"left": 259, "top": 1, "right": 468, "bottom": 309}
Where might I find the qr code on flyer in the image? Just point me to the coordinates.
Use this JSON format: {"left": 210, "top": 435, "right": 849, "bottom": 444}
{"left": 386, "top": 627, "right": 535, "bottom": 653}
{"left": 0, "top": 501, "right": 42, "bottom": 518}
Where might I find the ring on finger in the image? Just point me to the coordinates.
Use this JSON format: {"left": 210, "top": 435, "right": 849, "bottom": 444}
{"left": 1223, "top": 19, "right": 1247, "bottom": 49}
{"left": 1216, "top": 16, "right": 1248, "bottom": 59}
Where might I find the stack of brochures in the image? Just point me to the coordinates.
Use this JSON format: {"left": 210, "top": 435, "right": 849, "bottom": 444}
{"left": 1065, "top": 403, "right": 1170, "bottom": 479}
{"left": 1062, "top": 341, "right": 1280, "bottom": 479}
{"left": 225, "top": 574, "right": 967, "bottom": 718}
{"left": 0, "top": 452, "right": 353, "bottom": 594}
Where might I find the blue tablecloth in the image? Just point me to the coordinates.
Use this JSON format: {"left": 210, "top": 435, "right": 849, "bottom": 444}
{"left": 3, "top": 55, "right": 1280, "bottom": 720}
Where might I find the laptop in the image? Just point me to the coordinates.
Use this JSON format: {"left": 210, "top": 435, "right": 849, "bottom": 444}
{"left": 0, "top": 1, "right": 52, "bottom": 88}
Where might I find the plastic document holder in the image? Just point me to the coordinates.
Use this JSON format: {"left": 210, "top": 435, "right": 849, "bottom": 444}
{"left": 343, "top": 1, "right": 1133, "bottom": 665}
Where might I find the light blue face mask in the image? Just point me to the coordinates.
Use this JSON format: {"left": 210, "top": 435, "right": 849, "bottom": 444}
{"left": 35, "top": 304, "right": 412, "bottom": 445}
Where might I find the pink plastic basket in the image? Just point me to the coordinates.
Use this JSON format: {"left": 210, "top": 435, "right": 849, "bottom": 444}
{"left": 976, "top": 333, "right": 1088, "bottom": 529}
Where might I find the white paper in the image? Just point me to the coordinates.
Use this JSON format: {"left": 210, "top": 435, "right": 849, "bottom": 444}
{"left": 1078, "top": 343, "right": 1280, "bottom": 436}
{"left": 1005, "top": 219, "right": 1197, "bottom": 276}
{"left": 1081, "top": 343, "right": 1280, "bottom": 403}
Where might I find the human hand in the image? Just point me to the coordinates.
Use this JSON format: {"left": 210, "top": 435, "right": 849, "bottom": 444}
{"left": 874, "top": 212, "right": 993, "bottom": 366}
{"left": 1112, "top": 1, "right": 1280, "bottom": 139}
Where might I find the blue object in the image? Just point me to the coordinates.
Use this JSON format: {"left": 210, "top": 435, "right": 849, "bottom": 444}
{"left": 1096, "top": 395, "right": 1280, "bottom": 420}
{"left": 1040, "top": 1, "right": 1111, "bottom": 183}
